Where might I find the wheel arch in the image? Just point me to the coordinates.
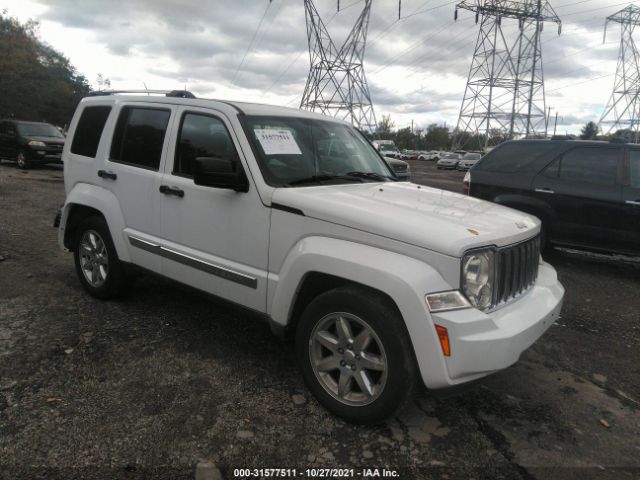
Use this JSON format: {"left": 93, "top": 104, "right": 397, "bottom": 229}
{"left": 285, "top": 271, "right": 402, "bottom": 340}
{"left": 59, "top": 183, "right": 130, "bottom": 261}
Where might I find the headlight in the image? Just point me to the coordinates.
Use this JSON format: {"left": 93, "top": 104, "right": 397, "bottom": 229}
{"left": 461, "top": 249, "right": 495, "bottom": 310}
{"left": 28, "top": 140, "right": 46, "bottom": 147}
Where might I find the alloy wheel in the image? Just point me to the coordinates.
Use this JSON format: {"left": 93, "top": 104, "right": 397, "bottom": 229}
{"left": 79, "top": 230, "right": 109, "bottom": 288}
{"left": 309, "top": 312, "right": 388, "bottom": 406}
{"left": 16, "top": 152, "right": 26, "bottom": 168}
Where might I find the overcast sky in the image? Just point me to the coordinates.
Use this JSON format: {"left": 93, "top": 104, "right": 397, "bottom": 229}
{"left": 3, "top": 0, "right": 628, "bottom": 134}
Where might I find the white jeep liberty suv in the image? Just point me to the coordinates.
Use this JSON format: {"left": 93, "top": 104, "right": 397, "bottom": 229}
{"left": 58, "top": 91, "right": 564, "bottom": 423}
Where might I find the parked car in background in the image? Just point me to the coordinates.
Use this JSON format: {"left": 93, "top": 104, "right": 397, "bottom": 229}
{"left": 57, "top": 91, "right": 563, "bottom": 423}
{"left": 0, "top": 119, "right": 65, "bottom": 169}
{"left": 373, "top": 140, "right": 400, "bottom": 159}
{"left": 418, "top": 151, "right": 441, "bottom": 161}
{"left": 436, "top": 152, "right": 461, "bottom": 169}
{"left": 457, "top": 152, "right": 483, "bottom": 171}
{"left": 384, "top": 156, "right": 411, "bottom": 181}
{"left": 377, "top": 142, "right": 401, "bottom": 159}
{"left": 465, "top": 139, "right": 640, "bottom": 255}
{"left": 400, "top": 150, "right": 419, "bottom": 160}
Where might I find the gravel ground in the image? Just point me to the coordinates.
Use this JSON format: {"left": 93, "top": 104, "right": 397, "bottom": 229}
{"left": 1, "top": 160, "right": 639, "bottom": 480}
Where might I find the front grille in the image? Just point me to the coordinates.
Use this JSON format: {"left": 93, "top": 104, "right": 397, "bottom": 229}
{"left": 493, "top": 236, "right": 540, "bottom": 307}
{"left": 47, "top": 144, "right": 63, "bottom": 151}
{"left": 393, "top": 164, "right": 407, "bottom": 172}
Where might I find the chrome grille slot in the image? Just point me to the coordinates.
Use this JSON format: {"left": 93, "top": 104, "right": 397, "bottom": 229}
{"left": 494, "top": 236, "right": 540, "bottom": 308}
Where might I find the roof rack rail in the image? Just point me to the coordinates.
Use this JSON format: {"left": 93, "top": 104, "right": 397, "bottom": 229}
{"left": 88, "top": 89, "right": 196, "bottom": 99}
{"left": 550, "top": 134, "right": 576, "bottom": 140}
{"left": 608, "top": 137, "right": 630, "bottom": 143}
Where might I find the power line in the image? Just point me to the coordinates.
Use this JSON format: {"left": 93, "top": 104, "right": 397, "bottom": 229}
{"left": 553, "top": 0, "right": 596, "bottom": 10}
{"left": 561, "top": 1, "right": 631, "bottom": 18}
{"left": 231, "top": 0, "right": 273, "bottom": 85}
{"left": 368, "top": 0, "right": 458, "bottom": 47}
{"left": 370, "top": 15, "right": 475, "bottom": 76}
{"left": 546, "top": 73, "right": 613, "bottom": 93}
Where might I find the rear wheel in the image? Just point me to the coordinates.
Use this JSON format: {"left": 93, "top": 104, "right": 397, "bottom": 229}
{"left": 16, "top": 150, "right": 30, "bottom": 169}
{"left": 73, "top": 216, "right": 131, "bottom": 299}
{"left": 296, "top": 285, "right": 417, "bottom": 423}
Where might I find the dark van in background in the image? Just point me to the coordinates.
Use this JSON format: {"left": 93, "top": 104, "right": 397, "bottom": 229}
{"left": 0, "top": 119, "right": 65, "bottom": 169}
{"left": 465, "top": 139, "right": 640, "bottom": 256}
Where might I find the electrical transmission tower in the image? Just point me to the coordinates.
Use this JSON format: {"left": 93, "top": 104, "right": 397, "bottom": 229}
{"left": 300, "top": 0, "right": 377, "bottom": 132}
{"left": 598, "top": 5, "right": 640, "bottom": 142}
{"left": 453, "top": 0, "right": 561, "bottom": 151}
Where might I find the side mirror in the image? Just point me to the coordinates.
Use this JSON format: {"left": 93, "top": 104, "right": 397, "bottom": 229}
{"left": 193, "top": 157, "right": 249, "bottom": 192}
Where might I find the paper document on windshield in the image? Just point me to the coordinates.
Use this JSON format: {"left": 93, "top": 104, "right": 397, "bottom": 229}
{"left": 254, "top": 129, "right": 302, "bottom": 155}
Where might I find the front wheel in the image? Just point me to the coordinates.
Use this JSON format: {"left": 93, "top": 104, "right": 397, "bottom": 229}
{"left": 295, "top": 285, "right": 417, "bottom": 423}
{"left": 16, "top": 150, "right": 30, "bottom": 169}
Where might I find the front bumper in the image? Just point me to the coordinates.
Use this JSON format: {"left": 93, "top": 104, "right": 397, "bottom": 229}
{"left": 27, "top": 145, "right": 63, "bottom": 163}
{"left": 427, "top": 261, "right": 564, "bottom": 387}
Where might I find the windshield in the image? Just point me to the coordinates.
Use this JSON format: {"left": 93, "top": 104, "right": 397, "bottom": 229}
{"left": 463, "top": 153, "right": 482, "bottom": 160}
{"left": 16, "top": 123, "right": 64, "bottom": 138}
{"left": 441, "top": 153, "right": 458, "bottom": 159}
{"left": 243, "top": 116, "right": 395, "bottom": 187}
{"left": 379, "top": 144, "right": 396, "bottom": 152}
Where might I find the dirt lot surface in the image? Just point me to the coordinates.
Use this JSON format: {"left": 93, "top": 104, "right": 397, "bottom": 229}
{"left": 1, "top": 160, "right": 639, "bottom": 480}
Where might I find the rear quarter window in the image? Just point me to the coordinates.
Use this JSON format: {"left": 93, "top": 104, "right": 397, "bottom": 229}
{"left": 70, "top": 106, "right": 112, "bottom": 158}
{"left": 476, "top": 142, "right": 558, "bottom": 173}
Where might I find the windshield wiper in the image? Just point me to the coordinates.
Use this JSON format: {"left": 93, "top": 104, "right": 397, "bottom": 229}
{"left": 346, "top": 171, "right": 395, "bottom": 182}
{"left": 285, "top": 175, "right": 364, "bottom": 186}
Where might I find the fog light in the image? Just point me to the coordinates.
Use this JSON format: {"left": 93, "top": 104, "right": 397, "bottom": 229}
{"left": 426, "top": 291, "right": 470, "bottom": 312}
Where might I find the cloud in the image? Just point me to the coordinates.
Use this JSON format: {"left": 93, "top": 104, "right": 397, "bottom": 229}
{"left": 19, "top": 0, "right": 623, "bottom": 133}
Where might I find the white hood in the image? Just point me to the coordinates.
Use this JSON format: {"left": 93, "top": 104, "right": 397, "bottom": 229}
{"left": 272, "top": 182, "right": 540, "bottom": 257}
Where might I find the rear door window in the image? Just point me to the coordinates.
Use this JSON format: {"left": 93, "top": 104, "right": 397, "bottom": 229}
{"left": 477, "top": 142, "right": 558, "bottom": 172}
{"left": 71, "top": 106, "right": 112, "bottom": 158}
{"left": 110, "top": 106, "right": 171, "bottom": 170}
{"left": 558, "top": 147, "right": 619, "bottom": 185}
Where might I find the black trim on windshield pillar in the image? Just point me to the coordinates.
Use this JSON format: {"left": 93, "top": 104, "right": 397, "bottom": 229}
{"left": 271, "top": 203, "right": 305, "bottom": 216}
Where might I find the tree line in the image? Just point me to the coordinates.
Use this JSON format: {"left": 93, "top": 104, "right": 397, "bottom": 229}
{"left": 373, "top": 116, "right": 639, "bottom": 152}
{"left": 373, "top": 114, "right": 512, "bottom": 152}
{"left": 0, "top": 10, "right": 91, "bottom": 128}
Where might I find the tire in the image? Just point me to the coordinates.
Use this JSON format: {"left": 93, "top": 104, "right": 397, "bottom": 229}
{"left": 16, "top": 150, "right": 30, "bottom": 169}
{"left": 295, "top": 285, "right": 417, "bottom": 424}
{"left": 73, "top": 216, "right": 131, "bottom": 299}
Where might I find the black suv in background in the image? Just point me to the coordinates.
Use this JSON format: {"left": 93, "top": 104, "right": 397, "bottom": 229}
{"left": 0, "top": 119, "right": 65, "bottom": 169}
{"left": 466, "top": 139, "right": 640, "bottom": 256}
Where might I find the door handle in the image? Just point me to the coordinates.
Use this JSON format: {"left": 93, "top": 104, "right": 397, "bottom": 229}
{"left": 626, "top": 200, "right": 640, "bottom": 206}
{"left": 97, "top": 170, "right": 117, "bottom": 180}
{"left": 159, "top": 185, "right": 185, "bottom": 198}
{"left": 535, "top": 188, "right": 555, "bottom": 194}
